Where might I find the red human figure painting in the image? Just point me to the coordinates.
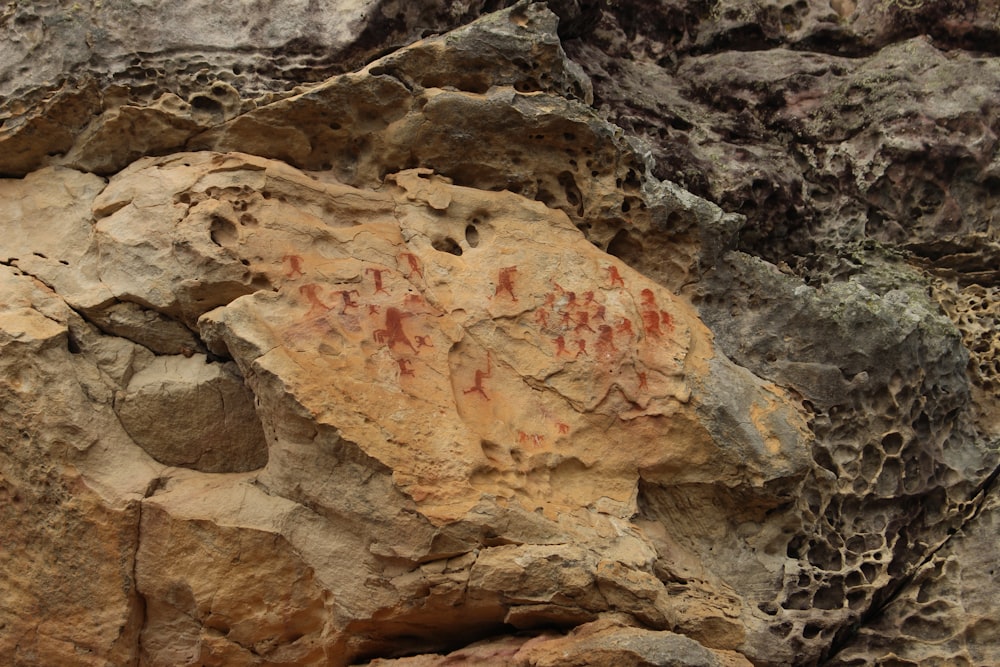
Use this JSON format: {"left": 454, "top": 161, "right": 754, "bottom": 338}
{"left": 415, "top": 335, "right": 434, "bottom": 349}
{"left": 396, "top": 358, "right": 415, "bottom": 376}
{"left": 638, "top": 372, "right": 649, "bottom": 390}
{"left": 575, "top": 339, "right": 588, "bottom": 357}
{"left": 638, "top": 290, "right": 665, "bottom": 337}
{"left": 574, "top": 312, "right": 595, "bottom": 333}
{"left": 368, "top": 304, "right": 381, "bottom": 316}
{"left": 399, "top": 252, "right": 423, "bottom": 279}
{"left": 607, "top": 265, "right": 625, "bottom": 288}
{"left": 299, "top": 283, "right": 332, "bottom": 315}
{"left": 556, "top": 422, "right": 570, "bottom": 435}
{"left": 641, "top": 309, "right": 664, "bottom": 337}
{"left": 553, "top": 336, "right": 570, "bottom": 357}
{"left": 494, "top": 266, "right": 518, "bottom": 301}
{"left": 283, "top": 254, "right": 305, "bottom": 278}
{"left": 616, "top": 317, "right": 634, "bottom": 337}
{"left": 366, "top": 267, "right": 389, "bottom": 294}
{"left": 333, "top": 289, "right": 360, "bottom": 313}
{"left": 660, "top": 310, "right": 675, "bottom": 332}
{"left": 463, "top": 353, "right": 492, "bottom": 400}
{"left": 553, "top": 281, "right": 576, "bottom": 306}
{"left": 535, "top": 309, "right": 550, "bottom": 327}
{"left": 373, "top": 307, "right": 417, "bottom": 353}
{"left": 596, "top": 324, "right": 617, "bottom": 357}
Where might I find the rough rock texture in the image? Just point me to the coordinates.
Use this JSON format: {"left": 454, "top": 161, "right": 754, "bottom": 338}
{"left": 2, "top": 1, "right": 999, "bottom": 666}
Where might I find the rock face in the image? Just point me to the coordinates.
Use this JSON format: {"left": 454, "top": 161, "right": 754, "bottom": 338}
{"left": 1, "top": 2, "right": 998, "bottom": 667}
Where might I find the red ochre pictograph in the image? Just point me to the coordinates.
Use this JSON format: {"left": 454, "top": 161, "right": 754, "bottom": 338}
{"left": 660, "top": 310, "right": 675, "bottom": 332}
{"left": 399, "top": 252, "right": 423, "bottom": 279}
{"left": 607, "top": 265, "right": 625, "bottom": 288}
{"left": 463, "top": 352, "right": 492, "bottom": 400}
{"left": 640, "top": 288, "right": 669, "bottom": 337}
{"left": 283, "top": 254, "right": 305, "bottom": 278}
{"left": 641, "top": 309, "right": 666, "bottom": 337}
{"left": 554, "top": 335, "right": 570, "bottom": 357}
{"left": 373, "top": 307, "right": 417, "bottom": 353}
{"left": 299, "top": 283, "right": 332, "bottom": 315}
{"left": 366, "top": 267, "right": 389, "bottom": 294}
{"left": 553, "top": 281, "right": 576, "bottom": 306}
{"left": 517, "top": 431, "right": 544, "bottom": 447}
{"left": 493, "top": 266, "right": 518, "bottom": 301}
{"left": 596, "top": 324, "right": 617, "bottom": 356}
{"left": 574, "top": 311, "right": 595, "bottom": 333}
{"left": 396, "top": 358, "right": 415, "bottom": 376}
{"left": 333, "top": 289, "right": 360, "bottom": 313}
{"left": 616, "top": 317, "right": 634, "bottom": 337}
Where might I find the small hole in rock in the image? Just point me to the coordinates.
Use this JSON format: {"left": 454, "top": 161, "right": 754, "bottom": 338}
{"left": 847, "top": 589, "right": 868, "bottom": 610}
{"left": 783, "top": 591, "right": 810, "bottom": 610}
{"left": 882, "top": 431, "right": 904, "bottom": 455}
{"left": 607, "top": 229, "right": 643, "bottom": 264}
{"left": 432, "top": 237, "right": 463, "bottom": 256}
{"left": 190, "top": 95, "right": 223, "bottom": 112}
{"left": 465, "top": 225, "right": 480, "bottom": 248}
{"left": 250, "top": 275, "right": 272, "bottom": 290}
{"left": 210, "top": 216, "right": 238, "bottom": 247}
{"left": 813, "top": 582, "right": 844, "bottom": 610}
{"left": 757, "top": 602, "right": 778, "bottom": 616}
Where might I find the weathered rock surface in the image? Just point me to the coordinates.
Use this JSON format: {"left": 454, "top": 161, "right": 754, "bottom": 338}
{"left": 1, "top": 143, "right": 809, "bottom": 664}
{"left": 829, "top": 482, "right": 1000, "bottom": 666}
{"left": 2, "top": 1, "right": 1000, "bottom": 666}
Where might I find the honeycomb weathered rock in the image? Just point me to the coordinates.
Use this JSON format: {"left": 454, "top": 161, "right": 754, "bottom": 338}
{"left": 3, "top": 1, "right": 1000, "bottom": 665}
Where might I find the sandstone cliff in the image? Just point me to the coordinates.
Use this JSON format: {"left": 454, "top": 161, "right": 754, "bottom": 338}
{"left": 2, "top": 1, "right": 998, "bottom": 666}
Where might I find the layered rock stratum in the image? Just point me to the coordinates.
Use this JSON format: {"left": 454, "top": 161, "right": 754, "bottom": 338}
{"left": 2, "top": 1, "right": 999, "bottom": 665}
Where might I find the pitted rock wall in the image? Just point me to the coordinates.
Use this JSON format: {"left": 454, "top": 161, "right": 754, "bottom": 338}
{"left": 2, "top": 1, "right": 999, "bottom": 666}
